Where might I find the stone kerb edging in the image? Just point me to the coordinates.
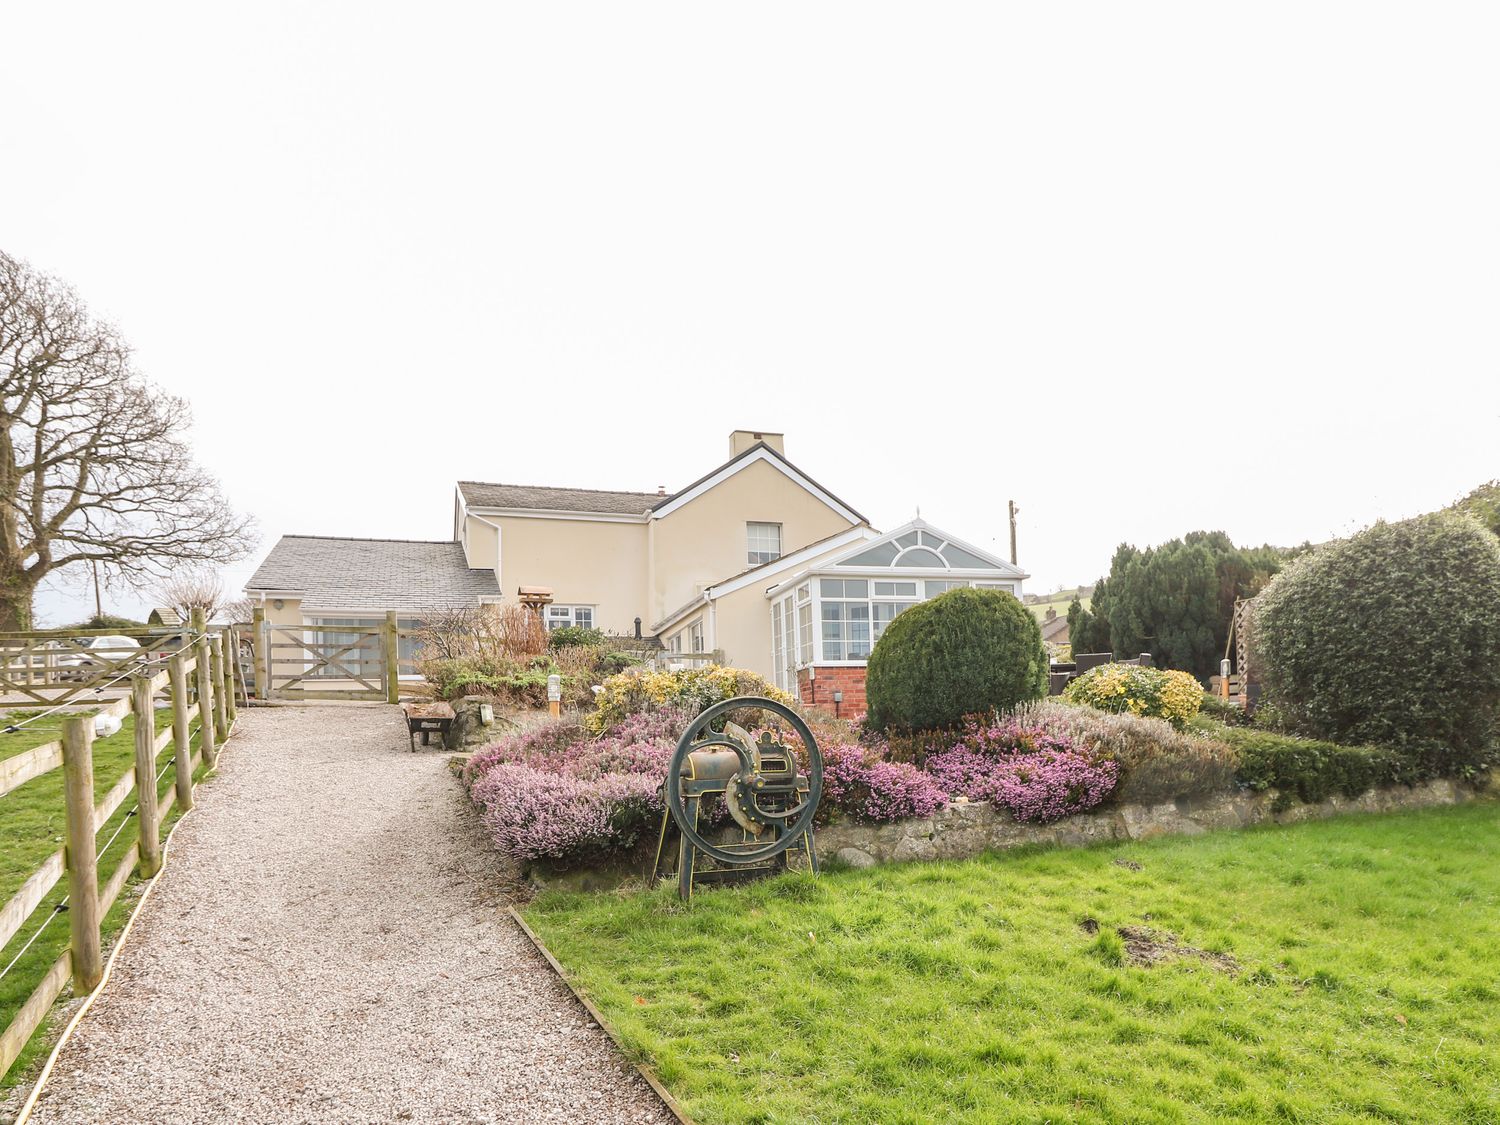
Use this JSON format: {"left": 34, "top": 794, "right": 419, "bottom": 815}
{"left": 817, "top": 775, "right": 1494, "bottom": 869}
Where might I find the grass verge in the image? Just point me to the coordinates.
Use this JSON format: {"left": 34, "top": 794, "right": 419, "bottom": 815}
{"left": 525, "top": 803, "right": 1500, "bottom": 1124}
{"left": 0, "top": 707, "right": 210, "bottom": 1085}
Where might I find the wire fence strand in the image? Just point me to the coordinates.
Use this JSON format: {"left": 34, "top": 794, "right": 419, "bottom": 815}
{"left": 0, "top": 719, "right": 203, "bottom": 987}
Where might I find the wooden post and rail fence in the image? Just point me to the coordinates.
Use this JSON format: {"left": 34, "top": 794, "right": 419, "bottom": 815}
{"left": 0, "top": 621, "right": 245, "bottom": 1078}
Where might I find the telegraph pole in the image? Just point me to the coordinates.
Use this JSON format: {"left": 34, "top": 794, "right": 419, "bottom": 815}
{"left": 1008, "top": 500, "right": 1019, "bottom": 565}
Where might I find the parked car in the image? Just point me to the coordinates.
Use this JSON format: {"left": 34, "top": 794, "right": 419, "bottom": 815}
{"left": 53, "top": 635, "right": 144, "bottom": 680}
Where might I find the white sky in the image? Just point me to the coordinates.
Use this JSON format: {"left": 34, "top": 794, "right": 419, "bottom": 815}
{"left": 3, "top": 3, "right": 1496, "bottom": 626}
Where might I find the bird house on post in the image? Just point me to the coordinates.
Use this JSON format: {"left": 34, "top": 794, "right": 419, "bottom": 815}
{"left": 547, "top": 673, "right": 562, "bottom": 718}
{"left": 517, "top": 586, "right": 554, "bottom": 626}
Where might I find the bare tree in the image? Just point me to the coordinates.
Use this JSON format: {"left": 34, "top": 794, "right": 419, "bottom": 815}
{"left": 220, "top": 595, "right": 255, "bottom": 624}
{"left": 0, "top": 251, "right": 254, "bottom": 629}
{"left": 152, "top": 567, "right": 227, "bottom": 623}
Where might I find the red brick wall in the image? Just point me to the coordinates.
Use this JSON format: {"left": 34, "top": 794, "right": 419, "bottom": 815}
{"left": 796, "top": 665, "right": 867, "bottom": 719}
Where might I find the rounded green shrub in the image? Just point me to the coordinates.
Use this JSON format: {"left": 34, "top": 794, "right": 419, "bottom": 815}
{"left": 1253, "top": 511, "right": 1500, "bottom": 775}
{"left": 865, "top": 587, "right": 1046, "bottom": 732}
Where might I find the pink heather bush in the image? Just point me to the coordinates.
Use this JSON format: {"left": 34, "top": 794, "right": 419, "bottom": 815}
{"left": 859, "top": 760, "right": 949, "bottom": 820}
{"left": 464, "top": 709, "right": 696, "bottom": 863}
{"left": 470, "top": 765, "right": 662, "bottom": 863}
{"left": 989, "top": 750, "right": 1118, "bottom": 824}
{"left": 818, "top": 741, "right": 875, "bottom": 809}
{"left": 924, "top": 745, "right": 1005, "bottom": 803}
{"left": 464, "top": 690, "right": 1221, "bottom": 865}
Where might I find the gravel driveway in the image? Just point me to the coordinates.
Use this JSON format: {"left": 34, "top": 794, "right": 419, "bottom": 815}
{"left": 24, "top": 705, "right": 675, "bottom": 1124}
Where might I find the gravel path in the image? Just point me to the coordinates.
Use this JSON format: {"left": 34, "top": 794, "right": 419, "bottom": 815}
{"left": 24, "top": 705, "right": 675, "bottom": 1124}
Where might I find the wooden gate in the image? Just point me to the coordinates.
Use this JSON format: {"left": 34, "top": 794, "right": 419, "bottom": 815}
{"left": 0, "top": 628, "right": 191, "bottom": 708}
{"left": 254, "top": 611, "right": 399, "bottom": 702}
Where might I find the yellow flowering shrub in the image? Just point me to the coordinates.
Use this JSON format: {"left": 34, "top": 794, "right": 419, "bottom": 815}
{"left": 1062, "top": 663, "right": 1204, "bottom": 729}
{"left": 585, "top": 664, "right": 795, "bottom": 734}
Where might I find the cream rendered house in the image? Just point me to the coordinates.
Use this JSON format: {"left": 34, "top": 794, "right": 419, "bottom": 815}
{"left": 246, "top": 430, "right": 1027, "bottom": 711}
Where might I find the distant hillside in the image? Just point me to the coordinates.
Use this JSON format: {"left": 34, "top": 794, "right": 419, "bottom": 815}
{"left": 1026, "top": 588, "right": 1091, "bottom": 623}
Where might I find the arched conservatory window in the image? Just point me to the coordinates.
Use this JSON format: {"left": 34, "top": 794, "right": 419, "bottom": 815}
{"left": 839, "top": 530, "right": 1006, "bottom": 571}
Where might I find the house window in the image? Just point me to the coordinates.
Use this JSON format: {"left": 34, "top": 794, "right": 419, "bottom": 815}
{"left": 747, "top": 522, "right": 782, "bottom": 565}
{"left": 689, "top": 620, "right": 705, "bottom": 653}
{"left": 818, "top": 578, "right": 918, "bottom": 661}
{"left": 669, "top": 632, "right": 683, "bottom": 654}
{"left": 796, "top": 585, "right": 813, "bottom": 667}
{"left": 925, "top": 580, "right": 966, "bottom": 598}
{"left": 545, "top": 605, "right": 595, "bottom": 630}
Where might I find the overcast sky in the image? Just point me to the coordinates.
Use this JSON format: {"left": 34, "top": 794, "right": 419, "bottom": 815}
{"left": 3, "top": 3, "right": 1496, "bottom": 626}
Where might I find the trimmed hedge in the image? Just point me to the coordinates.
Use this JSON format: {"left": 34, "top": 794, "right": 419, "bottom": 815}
{"left": 865, "top": 587, "right": 1046, "bottom": 732}
{"left": 1217, "top": 725, "right": 1412, "bottom": 812}
{"left": 1253, "top": 511, "right": 1500, "bottom": 777}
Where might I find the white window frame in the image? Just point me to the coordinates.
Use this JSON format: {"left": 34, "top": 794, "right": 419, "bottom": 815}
{"left": 799, "top": 575, "right": 1021, "bottom": 666}
{"left": 544, "top": 604, "right": 596, "bottom": 631}
{"left": 747, "top": 521, "right": 783, "bottom": 565}
{"left": 689, "top": 619, "right": 705, "bottom": 653}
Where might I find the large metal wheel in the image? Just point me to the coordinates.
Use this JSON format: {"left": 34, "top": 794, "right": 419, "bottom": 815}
{"left": 665, "top": 696, "right": 823, "bottom": 867}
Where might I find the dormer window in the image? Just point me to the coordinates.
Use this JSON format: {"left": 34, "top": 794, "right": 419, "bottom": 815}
{"left": 747, "top": 522, "right": 782, "bottom": 565}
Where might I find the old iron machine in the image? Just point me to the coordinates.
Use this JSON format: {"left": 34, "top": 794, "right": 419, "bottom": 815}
{"left": 651, "top": 696, "right": 824, "bottom": 900}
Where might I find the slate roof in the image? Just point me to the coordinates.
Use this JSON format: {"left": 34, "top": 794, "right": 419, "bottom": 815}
{"left": 246, "top": 536, "right": 498, "bottom": 612}
{"left": 459, "top": 444, "right": 865, "bottom": 522}
{"left": 457, "top": 480, "right": 659, "bottom": 515}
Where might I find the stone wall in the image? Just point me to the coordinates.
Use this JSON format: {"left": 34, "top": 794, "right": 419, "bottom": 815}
{"left": 815, "top": 775, "right": 1493, "bottom": 867}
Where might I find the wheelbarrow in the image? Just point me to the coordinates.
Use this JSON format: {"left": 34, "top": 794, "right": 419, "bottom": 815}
{"left": 401, "top": 701, "right": 455, "bottom": 752}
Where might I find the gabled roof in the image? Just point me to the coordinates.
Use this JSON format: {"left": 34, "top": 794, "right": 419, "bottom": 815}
{"left": 246, "top": 536, "right": 499, "bottom": 612}
{"left": 457, "top": 481, "right": 658, "bottom": 515}
{"left": 765, "top": 518, "right": 1028, "bottom": 597}
{"left": 459, "top": 442, "right": 865, "bottom": 525}
{"left": 649, "top": 442, "right": 866, "bottom": 523}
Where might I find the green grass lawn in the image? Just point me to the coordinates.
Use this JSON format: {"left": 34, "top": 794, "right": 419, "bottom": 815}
{"left": 0, "top": 706, "right": 209, "bottom": 1084}
{"left": 525, "top": 803, "right": 1500, "bottom": 1124}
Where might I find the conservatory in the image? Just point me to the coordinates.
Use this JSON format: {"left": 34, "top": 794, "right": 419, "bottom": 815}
{"left": 765, "top": 519, "right": 1028, "bottom": 696}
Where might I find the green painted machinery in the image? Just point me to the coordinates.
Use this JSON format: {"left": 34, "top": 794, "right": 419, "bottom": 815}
{"left": 651, "top": 696, "right": 824, "bottom": 900}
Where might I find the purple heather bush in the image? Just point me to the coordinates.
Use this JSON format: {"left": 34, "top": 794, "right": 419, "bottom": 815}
{"left": 464, "top": 708, "right": 696, "bottom": 864}
{"left": 989, "top": 750, "right": 1118, "bottom": 824}
{"left": 924, "top": 745, "right": 1005, "bottom": 803}
{"left": 464, "top": 686, "right": 1232, "bottom": 865}
{"left": 470, "top": 765, "right": 662, "bottom": 863}
{"left": 859, "top": 759, "right": 949, "bottom": 820}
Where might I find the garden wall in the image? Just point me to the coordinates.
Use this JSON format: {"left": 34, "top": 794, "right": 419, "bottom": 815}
{"left": 797, "top": 665, "right": 867, "bottom": 715}
{"left": 816, "top": 773, "right": 1495, "bottom": 867}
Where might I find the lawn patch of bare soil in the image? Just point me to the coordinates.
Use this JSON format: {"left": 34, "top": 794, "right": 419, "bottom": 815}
{"left": 1117, "top": 925, "right": 1239, "bottom": 973}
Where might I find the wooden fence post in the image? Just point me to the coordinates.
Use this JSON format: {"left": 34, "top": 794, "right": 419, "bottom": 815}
{"left": 384, "top": 611, "right": 399, "bottom": 705}
{"left": 252, "top": 606, "right": 268, "bottom": 701}
{"left": 208, "top": 634, "right": 229, "bottom": 743}
{"left": 61, "top": 714, "right": 103, "bottom": 992}
{"left": 221, "top": 628, "right": 237, "bottom": 724}
{"left": 195, "top": 632, "right": 218, "bottom": 770}
{"left": 169, "top": 652, "right": 194, "bottom": 813}
{"left": 131, "top": 675, "right": 163, "bottom": 878}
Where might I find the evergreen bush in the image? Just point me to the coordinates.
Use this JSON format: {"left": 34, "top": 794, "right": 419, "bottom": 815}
{"left": 1253, "top": 511, "right": 1500, "bottom": 776}
{"left": 865, "top": 587, "right": 1045, "bottom": 732}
